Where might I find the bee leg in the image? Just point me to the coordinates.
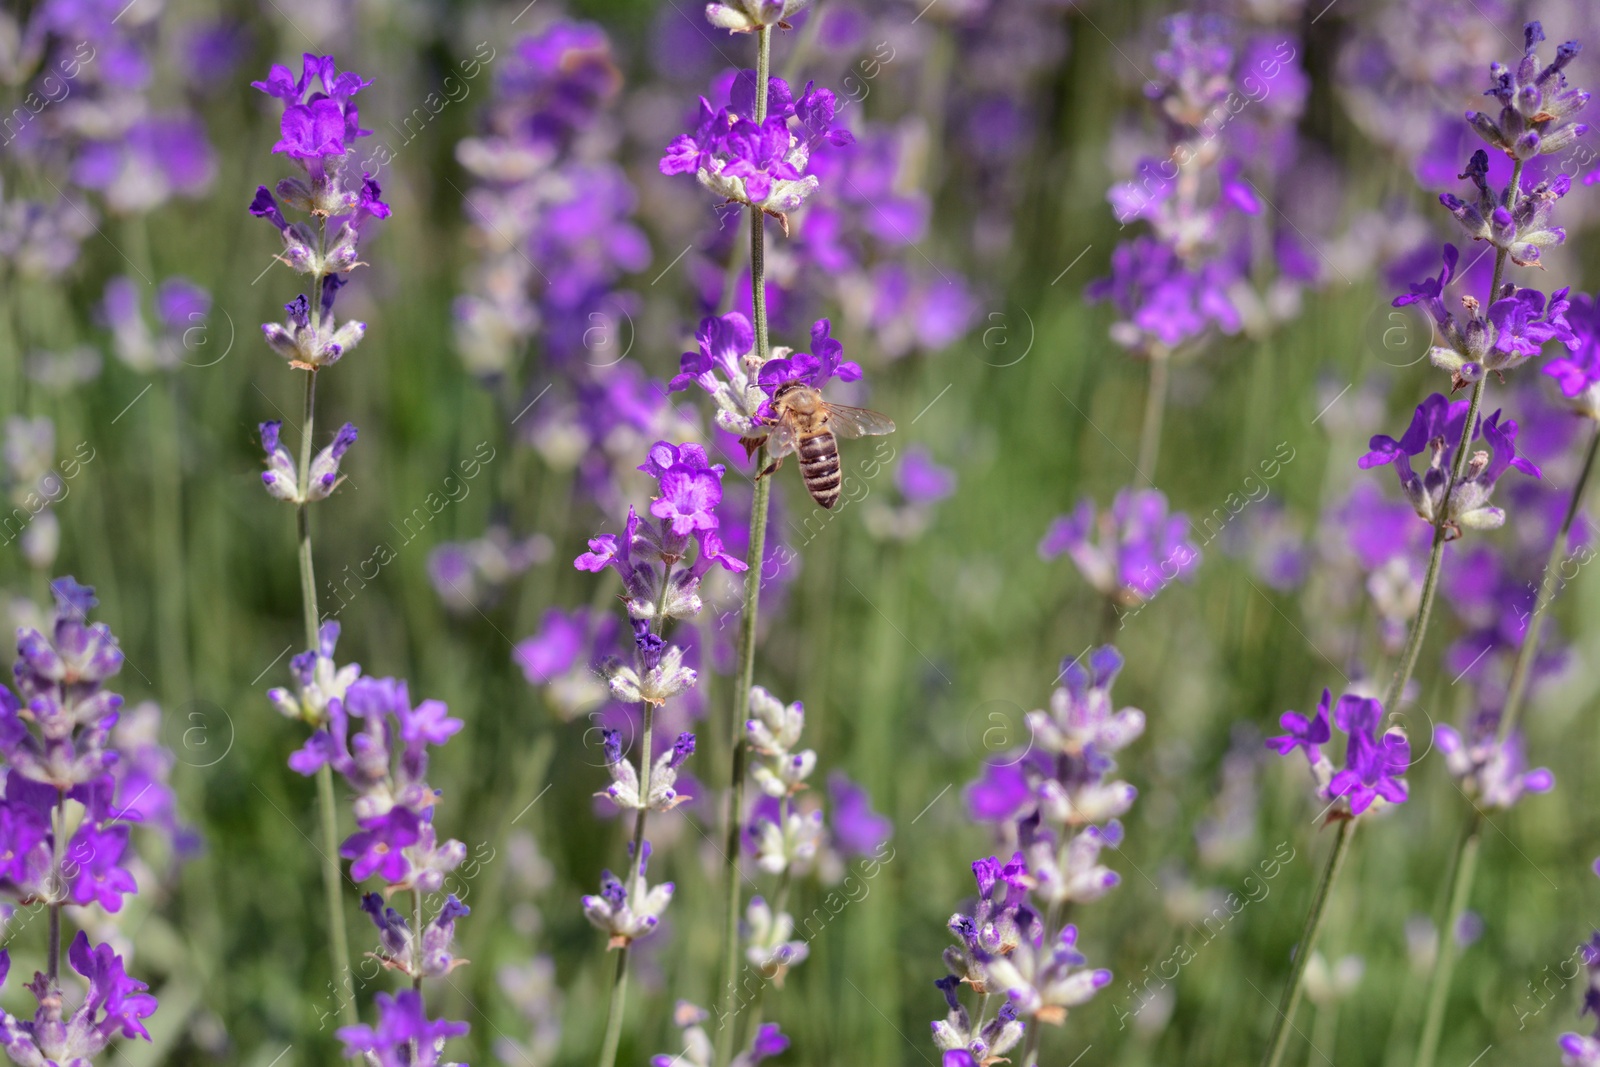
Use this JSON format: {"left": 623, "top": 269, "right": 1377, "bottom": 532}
{"left": 757, "top": 456, "right": 784, "bottom": 479}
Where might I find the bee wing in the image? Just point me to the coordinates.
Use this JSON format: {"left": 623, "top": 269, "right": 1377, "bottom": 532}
{"left": 766, "top": 419, "right": 801, "bottom": 460}
{"left": 823, "top": 404, "right": 897, "bottom": 439}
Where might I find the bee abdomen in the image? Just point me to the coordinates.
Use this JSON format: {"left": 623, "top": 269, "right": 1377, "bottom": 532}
{"left": 799, "top": 431, "right": 842, "bottom": 509}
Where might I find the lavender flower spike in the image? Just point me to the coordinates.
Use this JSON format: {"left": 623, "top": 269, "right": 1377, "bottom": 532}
{"left": 1465, "top": 22, "right": 1589, "bottom": 163}
{"left": 257, "top": 420, "right": 358, "bottom": 504}
{"left": 1359, "top": 394, "right": 1540, "bottom": 536}
{"left": 598, "top": 729, "right": 697, "bottom": 811}
{"left": 0, "top": 934, "right": 158, "bottom": 1066}
{"left": 659, "top": 71, "right": 853, "bottom": 224}
{"left": 1039, "top": 489, "right": 1200, "bottom": 605}
{"left": 582, "top": 843, "right": 674, "bottom": 949}
{"left": 1267, "top": 690, "right": 1411, "bottom": 816}
{"left": 337, "top": 989, "right": 467, "bottom": 1067}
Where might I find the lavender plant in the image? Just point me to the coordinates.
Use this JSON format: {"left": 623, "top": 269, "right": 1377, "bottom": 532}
{"left": 249, "top": 50, "right": 386, "bottom": 1029}
{"left": 1090, "top": 13, "right": 1313, "bottom": 481}
{"left": 572, "top": 439, "right": 745, "bottom": 1067}
{"left": 655, "top": 12, "right": 859, "bottom": 1063}
{"left": 0, "top": 579, "right": 160, "bottom": 1067}
{"left": 1259, "top": 23, "right": 1591, "bottom": 1067}
{"left": 951, "top": 646, "right": 1139, "bottom": 1066}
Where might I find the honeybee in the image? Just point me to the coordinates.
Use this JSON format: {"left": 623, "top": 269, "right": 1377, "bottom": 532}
{"left": 751, "top": 381, "right": 896, "bottom": 509}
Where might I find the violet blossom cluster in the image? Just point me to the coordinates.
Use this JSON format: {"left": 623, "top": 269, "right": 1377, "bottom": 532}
{"left": 1038, "top": 488, "right": 1201, "bottom": 607}
{"left": 1559, "top": 874, "right": 1600, "bottom": 1065}
{"left": 667, "top": 311, "right": 861, "bottom": 437}
{"left": 453, "top": 21, "right": 671, "bottom": 518}
{"left": 1545, "top": 290, "right": 1600, "bottom": 419}
{"left": 1266, "top": 689, "right": 1411, "bottom": 816}
{"left": 947, "top": 647, "right": 1139, "bottom": 1048}
{"left": 573, "top": 440, "right": 747, "bottom": 949}
{"left": 0, "top": 579, "right": 164, "bottom": 1067}
{"left": 1359, "top": 392, "right": 1541, "bottom": 537}
{"left": 660, "top": 68, "right": 854, "bottom": 226}
{"left": 1091, "top": 13, "right": 1317, "bottom": 353}
{"left": 652, "top": 18, "right": 978, "bottom": 364}
{"left": 269, "top": 628, "right": 472, "bottom": 1062}
{"left": 249, "top": 53, "right": 388, "bottom": 371}
{"left": 1398, "top": 243, "right": 1580, "bottom": 391}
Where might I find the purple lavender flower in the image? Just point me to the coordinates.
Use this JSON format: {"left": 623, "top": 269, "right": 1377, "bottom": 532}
{"left": 1396, "top": 242, "right": 1580, "bottom": 388}
{"left": 512, "top": 607, "right": 624, "bottom": 721}
{"left": 574, "top": 441, "right": 747, "bottom": 630}
{"left": 3, "top": 578, "right": 124, "bottom": 790}
{"left": 660, "top": 70, "right": 854, "bottom": 222}
{"left": 260, "top": 290, "right": 368, "bottom": 369}
{"left": 99, "top": 275, "right": 213, "bottom": 374}
{"left": 582, "top": 841, "right": 674, "bottom": 947}
{"left": 1267, "top": 690, "right": 1411, "bottom": 816}
{"left": 898, "top": 449, "right": 956, "bottom": 505}
{"left": 286, "top": 675, "right": 466, "bottom": 893}
{"left": 337, "top": 989, "right": 467, "bottom": 1067}
{"left": 1039, "top": 488, "right": 1201, "bottom": 605}
{"left": 428, "top": 527, "right": 549, "bottom": 614}
{"left": 826, "top": 772, "right": 893, "bottom": 856}
{"left": 755, "top": 319, "right": 862, "bottom": 404}
{"left": 931, "top": 975, "right": 1025, "bottom": 1064}
{"left": 1435, "top": 717, "right": 1553, "bottom": 809}
{"left": 668, "top": 313, "right": 765, "bottom": 435}
{"left": 1359, "top": 393, "right": 1541, "bottom": 535}
{"left": 1465, "top": 23, "right": 1589, "bottom": 163}
{"left": 1086, "top": 237, "right": 1241, "bottom": 354}
{"left": 0, "top": 932, "right": 157, "bottom": 1064}
{"left": 71, "top": 114, "right": 217, "bottom": 215}
{"left": 1439, "top": 152, "right": 1571, "bottom": 267}
{"left": 1545, "top": 291, "right": 1600, "bottom": 419}
{"left": 984, "top": 923, "right": 1114, "bottom": 1026}
{"left": 598, "top": 730, "right": 698, "bottom": 812}
{"left": 257, "top": 419, "right": 358, "bottom": 504}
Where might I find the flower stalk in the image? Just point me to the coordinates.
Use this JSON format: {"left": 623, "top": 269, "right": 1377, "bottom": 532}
{"left": 295, "top": 345, "right": 358, "bottom": 1030}
{"left": 1260, "top": 818, "right": 1357, "bottom": 1067}
{"left": 717, "top": 24, "right": 776, "bottom": 1067}
{"left": 1412, "top": 420, "right": 1600, "bottom": 1067}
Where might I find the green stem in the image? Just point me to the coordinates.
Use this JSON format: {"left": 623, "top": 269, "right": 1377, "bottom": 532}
{"left": 1411, "top": 421, "right": 1600, "bottom": 1067}
{"left": 1260, "top": 818, "right": 1357, "bottom": 1067}
{"left": 716, "top": 26, "right": 775, "bottom": 1067}
{"left": 1413, "top": 811, "right": 1482, "bottom": 1067}
{"left": 598, "top": 945, "right": 632, "bottom": 1067}
{"left": 598, "top": 704, "right": 657, "bottom": 1067}
{"left": 1137, "top": 349, "right": 1169, "bottom": 487}
{"left": 1265, "top": 202, "right": 1519, "bottom": 1067}
{"left": 295, "top": 366, "right": 357, "bottom": 1029}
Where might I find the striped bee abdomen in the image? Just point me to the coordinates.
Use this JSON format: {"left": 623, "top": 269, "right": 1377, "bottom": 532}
{"left": 798, "top": 431, "right": 842, "bottom": 509}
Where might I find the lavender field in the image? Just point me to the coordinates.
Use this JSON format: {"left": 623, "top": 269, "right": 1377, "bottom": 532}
{"left": 5, "top": 0, "right": 1600, "bottom": 1065}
